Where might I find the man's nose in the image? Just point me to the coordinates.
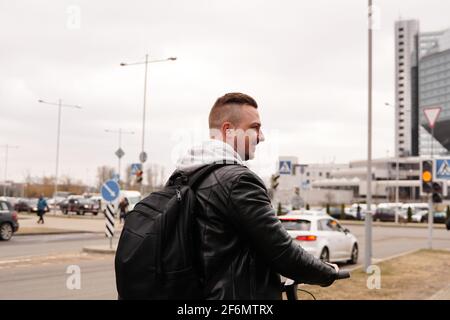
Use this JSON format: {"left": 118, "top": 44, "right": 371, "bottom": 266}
{"left": 258, "top": 129, "right": 265, "bottom": 143}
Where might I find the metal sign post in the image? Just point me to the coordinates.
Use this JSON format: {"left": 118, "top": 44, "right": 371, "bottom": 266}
{"left": 423, "top": 106, "right": 441, "bottom": 250}
{"left": 101, "top": 179, "right": 120, "bottom": 249}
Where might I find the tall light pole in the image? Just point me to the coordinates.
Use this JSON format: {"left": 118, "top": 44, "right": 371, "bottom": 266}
{"left": 1, "top": 144, "right": 19, "bottom": 196}
{"left": 120, "top": 54, "right": 176, "bottom": 196}
{"left": 38, "top": 99, "right": 81, "bottom": 199}
{"left": 105, "top": 128, "right": 135, "bottom": 184}
{"left": 365, "top": 0, "right": 374, "bottom": 271}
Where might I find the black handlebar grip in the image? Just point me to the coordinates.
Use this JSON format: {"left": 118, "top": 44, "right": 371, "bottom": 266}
{"left": 336, "top": 270, "right": 350, "bottom": 279}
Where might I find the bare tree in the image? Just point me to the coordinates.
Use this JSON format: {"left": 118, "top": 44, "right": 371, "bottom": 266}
{"left": 96, "top": 166, "right": 115, "bottom": 189}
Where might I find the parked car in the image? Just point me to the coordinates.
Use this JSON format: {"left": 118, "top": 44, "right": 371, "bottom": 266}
{"left": 325, "top": 207, "right": 359, "bottom": 220}
{"left": 77, "top": 199, "right": 100, "bottom": 215}
{"left": 373, "top": 207, "right": 407, "bottom": 222}
{"left": 61, "top": 197, "right": 99, "bottom": 215}
{"left": 413, "top": 211, "right": 447, "bottom": 224}
{"left": 14, "top": 198, "right": 45, "bottom": 213}
{"left": 0, "top": 199, "right": 19, "bottom": 241}
{"left": 279, "top": 211, "right": 359, "bottom": 264}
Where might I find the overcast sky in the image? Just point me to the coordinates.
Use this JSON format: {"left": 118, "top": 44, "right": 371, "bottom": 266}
{"left": 1, "top": 0, "right": 450, "bottom": 186}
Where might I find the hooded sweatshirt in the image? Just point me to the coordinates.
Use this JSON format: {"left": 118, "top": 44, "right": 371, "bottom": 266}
{"left": 176, "top": 139, "right": 246, "bottom": 173}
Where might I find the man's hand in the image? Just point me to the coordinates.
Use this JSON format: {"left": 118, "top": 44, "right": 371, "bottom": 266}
{"left": 319, "top": 262, "right": 340, "bottom": 287}
{"left": 325, "top": 262, "right": 339, "bottom": 273}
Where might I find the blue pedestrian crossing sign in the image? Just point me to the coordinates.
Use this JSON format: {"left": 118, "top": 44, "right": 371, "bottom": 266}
{"left": 436, "top": 159, "right": 450, "bottom": 180}
{"left": 131, "top": 163, "right": 142, "bottom": 175}
{"left": 279, "top": 160, "right": 292, "bottom": 175}
{"left": 101, "top": 179, "right": 120, "bottom": 202}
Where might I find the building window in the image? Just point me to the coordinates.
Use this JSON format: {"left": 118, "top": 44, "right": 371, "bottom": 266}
{"left": 306, "top": 172, "right": 310, "bottom": 177}
{"left": 399, "top": 76, "right": 404, "bottom": 80}
{"left": 399, "top": 48, "right": 404, "bottom": 52}
{"left": 319, "top": 172, "right": 322, "bottom": 177}
{"left": 399, "top": 28, "right": 404, "bottom": 32}
{"left": 399, "top": 84, "right": 404, "bottom": 87}
{"left": 400, "top": 133, "right": 404, "bottom": 137}
{"left": 399, "top": 55, "right": 404, "bottom": 59}
{"left": 399, "top": 41, "right": 404, "bottom": 45}
{"left": 399, "top": 35, "right": 404, "bottom": 38}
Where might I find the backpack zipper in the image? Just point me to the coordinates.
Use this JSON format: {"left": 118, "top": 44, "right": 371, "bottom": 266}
{"left": 176, "top": 188, "right": 182, "bottom": 201}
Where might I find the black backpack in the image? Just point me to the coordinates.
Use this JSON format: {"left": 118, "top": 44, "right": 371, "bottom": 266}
{"left": 114, "top": 163, "right": 225, "bottom": 300}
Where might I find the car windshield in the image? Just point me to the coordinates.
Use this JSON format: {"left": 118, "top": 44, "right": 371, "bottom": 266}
{"left": 280, "top": 219, "right": 311, "bottom": 231}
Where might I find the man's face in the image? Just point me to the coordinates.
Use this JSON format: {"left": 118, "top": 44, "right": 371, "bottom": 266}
{"left": 228, "top": 104, "right": 265, "bottom": 160}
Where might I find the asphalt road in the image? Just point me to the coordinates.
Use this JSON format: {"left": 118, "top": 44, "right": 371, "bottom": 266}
{"left": 0, "top": 224, "right": 449, "bottom": 299}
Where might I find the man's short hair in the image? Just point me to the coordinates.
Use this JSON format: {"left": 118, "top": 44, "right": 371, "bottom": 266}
{"left": 208, "top": 92, "right": 258, "bottom": 129}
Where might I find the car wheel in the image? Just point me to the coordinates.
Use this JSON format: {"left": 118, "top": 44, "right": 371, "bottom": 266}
{"left": 348, "top": 244, "right": 358, "bottom": 265}
{"left": 320, "top": 247, "right": 330, "bottom": 263}
{"left": 0, "top": 223, "right": 13, "bottom": 241}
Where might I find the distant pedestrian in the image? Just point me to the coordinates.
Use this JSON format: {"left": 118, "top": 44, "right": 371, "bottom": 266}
{"left": 118, "top": 197, "right": 129, "bottom": 224}
{"left": 356, "top": 204, "right": 361, "bottom": 220}
{"left": 37, "top": 195, "right": 49, "bottom": 224}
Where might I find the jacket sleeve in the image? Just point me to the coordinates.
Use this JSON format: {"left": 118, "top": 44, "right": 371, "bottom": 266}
{"left": 227, "top": 171, "right": 337, "bottom": 286}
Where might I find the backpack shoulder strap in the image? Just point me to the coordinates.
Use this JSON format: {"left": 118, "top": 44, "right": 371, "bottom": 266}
{"left": 187, "top": 163, "right": 229, "bottom": 190}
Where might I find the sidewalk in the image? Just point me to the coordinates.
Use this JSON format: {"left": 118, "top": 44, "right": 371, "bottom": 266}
{"left": 16, "top": 214, "right": 124, "bottom": 235}
{"left": 428, "top": 284, "right": 450, "bottom": 300}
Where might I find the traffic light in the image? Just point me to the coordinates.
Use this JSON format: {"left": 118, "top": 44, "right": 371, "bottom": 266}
{"left": 136, "top": 170, "right": 143, "bottom": 183}
{"left": 271, "top": 174, "right": 280, "bottom": 190}
{"left": 421, "top": 160, "right": 433, "bottom": 194}
{"left": 432, "top": 182, "right": 443, "bottom": 203}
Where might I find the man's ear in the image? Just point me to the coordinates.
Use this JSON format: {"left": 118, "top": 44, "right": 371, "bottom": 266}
{"left": 221, "top": 122, "right": 234, "bottom": 138}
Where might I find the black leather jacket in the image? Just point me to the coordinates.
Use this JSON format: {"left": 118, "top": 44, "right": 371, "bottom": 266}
{"left": 193, "top": 164, "right": 337, "bottom": 300}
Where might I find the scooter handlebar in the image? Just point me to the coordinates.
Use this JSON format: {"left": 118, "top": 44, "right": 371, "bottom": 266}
{"left": 336, "top": 270, "right": 350, "bottom": 280}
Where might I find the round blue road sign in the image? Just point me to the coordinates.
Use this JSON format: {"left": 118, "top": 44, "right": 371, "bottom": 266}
{"left": 101, "top": 179, "right": 120, "bottom": 202}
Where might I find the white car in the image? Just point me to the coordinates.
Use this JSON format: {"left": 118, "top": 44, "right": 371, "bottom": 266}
{"left": 279, "top": 210, "right": 359, "bottom": 264}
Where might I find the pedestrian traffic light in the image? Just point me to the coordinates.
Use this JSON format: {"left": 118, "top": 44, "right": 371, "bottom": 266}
{"left": 271, "top": 174, "right": 280, "bottom": 190}
{"left": 421, "top": 160, "right": 433, "bottom": 194}
{"left": 136, "top": 170, "right": 143, "bottom": 183}
{"left": 432, "top": 181, "right": 443, "bottom": 203}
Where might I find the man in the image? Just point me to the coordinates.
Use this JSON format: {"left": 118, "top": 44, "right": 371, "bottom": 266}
{"left": 175, "top": 92, "right": 338, "bottom": 299}
{"left": 37, "top": 195, "right": 48, "bottom": 224}
{"left": 118, "top": 197, "right": 129, "bottom": 224}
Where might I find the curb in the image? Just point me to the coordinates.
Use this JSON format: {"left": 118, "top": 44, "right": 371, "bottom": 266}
{"left": 342, "top": 221, "right": 446, "bottom": 230}
{"left": 15, "top": 231, "right": 100, "bottom": 236}
{"left": 83, "top": 245, "right": 117, "bottom": 254}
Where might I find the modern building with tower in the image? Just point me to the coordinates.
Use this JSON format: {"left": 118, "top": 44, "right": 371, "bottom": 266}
{"left": 394, "top": 19, "right": 450, "bottom": 157}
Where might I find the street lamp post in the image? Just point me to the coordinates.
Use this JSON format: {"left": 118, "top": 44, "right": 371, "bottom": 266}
{"left": 1, "top": 144, "right": 19, "bottom": 196}
{"left": 120, "top": 54, "right": 176, "bottom": 196}
{"left": 365, "top": 0, "right": 374, "bottom": 271}
{"left": 105, "top": 128, "right": 135, "bottom": 184}
{"left": 38, "top": 99, "right": 81, "bottom": 200}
